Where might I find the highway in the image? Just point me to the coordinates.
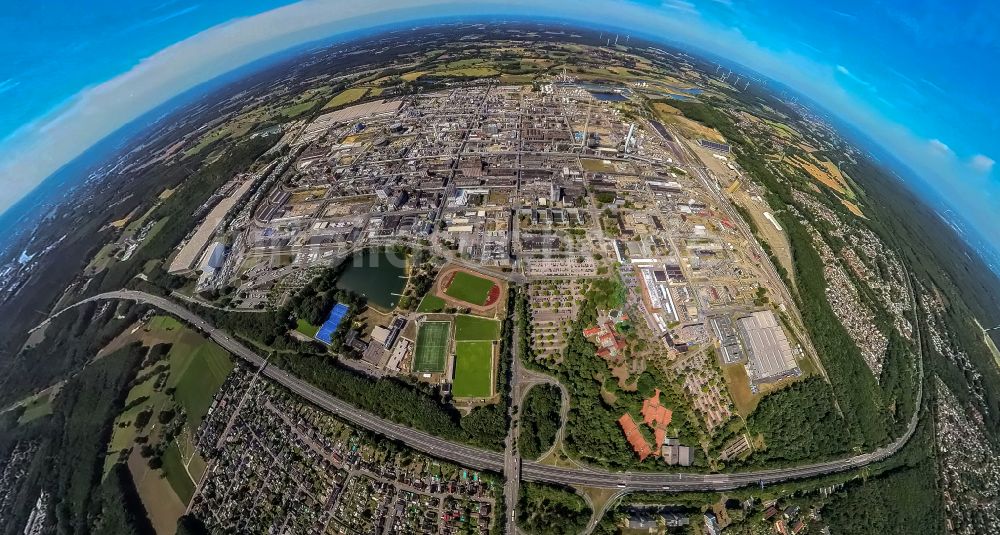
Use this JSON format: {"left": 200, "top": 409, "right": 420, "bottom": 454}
{"left": 45, "top": 289, "right": 922, "bottom": 493}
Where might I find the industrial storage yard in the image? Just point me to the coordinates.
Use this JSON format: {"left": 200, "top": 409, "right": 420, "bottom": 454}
{"left": 151, "top": 69, "right": 827, "bottom": 433}
{"left": 129, "top": 65, "right": 846, "bottom": 487}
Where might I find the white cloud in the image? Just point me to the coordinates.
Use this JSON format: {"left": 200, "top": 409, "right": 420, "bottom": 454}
{"left": 919, "top": 77, "right": 947, "bottom": 95}
{"left": 835, "top": 64, "right": 872, "bottom": 87}
{"left": 970, "top": 154, "right": 995, "bottom": 173}
{"left": 795, "top": 40, "right": 822, "bottom": 54}
{"left": 661, "top": 0, "right": 699, "bottom": 15}
{"left": 929, "top": 138, "right": 955, "bottom": 157}
{"left": 0, "top": 79, "right": 19, "bottom": 95}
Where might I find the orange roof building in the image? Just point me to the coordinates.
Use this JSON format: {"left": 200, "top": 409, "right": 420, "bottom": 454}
{"left": 585, "top": 320, "right": 629, "bottom": 361}
{"left": 618, "top": 414, "right": 652, "bottom": 460}
{"left": 640, "top": 389, "right": 673, "bottom": 452}
{"left": 598, "top": 332, "right": 617, "bottom": 346}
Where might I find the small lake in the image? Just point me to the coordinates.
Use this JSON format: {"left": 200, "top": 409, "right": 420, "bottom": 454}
{"left": 646, "top": 91, "right": 693, "bottom": 101}
{"left": 336, "top": 248, "right": 407, "bottom": 310}
{"left": 591, "top": 91, "right": 627, "bottom": 102}
{"left": 663, "top": 83, "right": 703, "bottom": 95}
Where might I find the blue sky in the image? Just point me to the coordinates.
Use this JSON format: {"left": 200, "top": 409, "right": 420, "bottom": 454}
{"left": 1, "top": 0, "right": 998, "bottom": 260}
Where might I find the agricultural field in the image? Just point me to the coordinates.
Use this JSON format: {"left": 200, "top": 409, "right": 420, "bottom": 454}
{"left": 278, "top": 100, "right": 317, "bottom": 118}
{"left": 429, "top": 58, "right": 501, "bottom": 78}
{"left": 323, "top": 87, "right": 368, "bottom": 110}
{"left": 786, "top": 154, "right": 852, "bottom": 196}
{"left": 102, "top": 314, "right": 232, "bottom": 517}
{"left": 162, "top": 442, "right": 196, "bottom": 503}
{"left": 842, "top": 199, "right": 865, "bottom": 217}
{"left": 454, "top": 315, "right": 500, "bottom": 341}
{"left": 413, "top": 321, "right": 450, "bottom": 373}
{"left": 128, "top": 449, "right": 186, "bottom": 535}
{"left": 182, "top": 105, "right": 271, "bottom": 156}
{"left": 170, "top": 339, "right": 233, "bottom": 428}
{"left": 652, "top": 101, "right": 726, "bottom": 143}
{"left": 444, "top": 271, "right": 496, "bottom": 306}
{"left": 452, "top": 341, "right": 494, "bottom": 398}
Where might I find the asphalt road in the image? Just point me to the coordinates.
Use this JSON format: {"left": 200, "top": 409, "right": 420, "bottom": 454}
{"left": 47, "top": 289, "right": 922, "bottom": 493}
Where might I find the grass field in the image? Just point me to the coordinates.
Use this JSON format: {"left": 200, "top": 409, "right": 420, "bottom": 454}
{"left": 128, "top": 450, "right": 185, "bottom": 535}
{"left": 147, "top": 315, "right": 182, "bottom": 331}
{"left": 17, "top": 392, "right": 52, "bottom": 424}
{"left": 413, "top": 321, "right": 450, "bottom": 373}
{"left": 445, "top": 271, "right": 495, "bottom": 306}
{"left": 417, "top": 295, "right": 447, "bottom": 313}
{"left": 161, "top": 442, "right": 195, "bottom": 504}
{"left": 454, "top": 315, "right": 500, "bottom": 341}
{"left": 453, "top": 341, "right": 494, "bottom": 398}
{"left": 296, "top": 318, "right": 320, "bottom": 337}
{"left": 84, "top": 242, "right": 119, "bottom": 274}
{"left": 721, "top": 363, "right": 759, "bottom": 416}
{"left": 99, "top": 317, "right": 228, "bottom": 530}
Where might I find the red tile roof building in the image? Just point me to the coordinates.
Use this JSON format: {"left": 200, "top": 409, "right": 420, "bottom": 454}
{"left": 641, "top": 389, "right": 673, "bottom": 451}
{"left": 582, "top": 326, "right": 602, "bottom": 337}
{"left": 583, "top": 320, "right": 628, "bottom": 361}
{"left": 618, "top": 413, "right": 652, "bottom": 460}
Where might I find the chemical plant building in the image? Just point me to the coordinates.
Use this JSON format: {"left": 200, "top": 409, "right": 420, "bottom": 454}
{"left": 736, "top": 310, "right": 800, "bottom": 383}
{"left": 710, "top": 316, "right": 744, "bottom": 364}
{"left": 196, "top": 241, "right": 227, "bottom": 287}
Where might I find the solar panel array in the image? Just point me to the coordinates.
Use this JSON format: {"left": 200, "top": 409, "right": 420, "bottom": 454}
{"left": 699, "top": 139, "right": 731, "bottom": 153}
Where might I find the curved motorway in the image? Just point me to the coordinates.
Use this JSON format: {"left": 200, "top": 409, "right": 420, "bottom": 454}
{"left": 45, "top": 289, "right": 923, "bottom": 492}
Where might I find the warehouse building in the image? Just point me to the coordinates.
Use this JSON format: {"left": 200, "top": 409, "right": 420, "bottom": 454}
{"left": 737, "top": 310, "right": 800, "bottom": 383}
